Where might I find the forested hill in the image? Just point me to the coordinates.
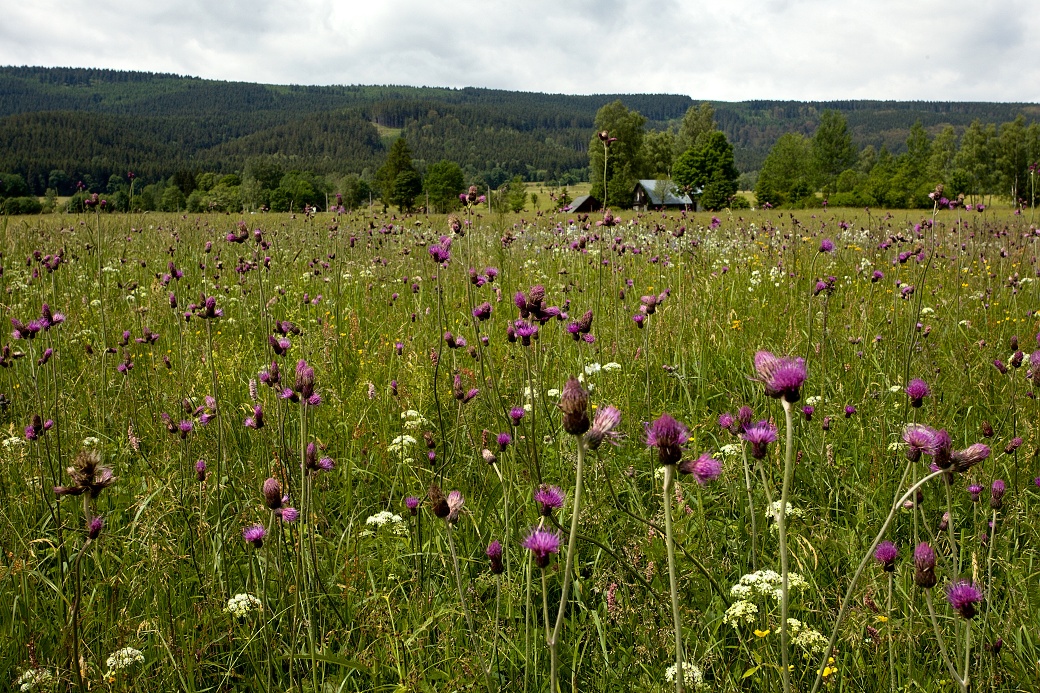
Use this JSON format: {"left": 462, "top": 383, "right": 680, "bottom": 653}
{"left": 1, "top": 65, "right": 1037, "bottom": 194}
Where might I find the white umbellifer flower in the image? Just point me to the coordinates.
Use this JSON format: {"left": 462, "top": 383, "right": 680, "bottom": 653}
{"left": 768, "top": 501, "right": 804, "bottom": 522}
{"left": 82, "top": 437, "right": 101, "bottom": 448}
{"left": 805, "top": 395, "right": 822, "bottom": 407}
{"left": 387, "top": 435, "right": 418, "bottom": 454}
{"left": 602, "top": 362, "right": 622, "bottom": 372}
{"left": 3, "top": 436, "right": 27, "bottom": 449}
{"left": 15, "top": 668, "right": 54, "bottom": 691}
{"left": 364, "top": 511, "right": 408, "bottom": 536}
{"left": 787, "top": 619, "right": 828, "bottom": 653}
{"left": 664, "top": 662, "right": 705, "bottom": 688}
{"left": 719, "top": 443, "right": 743, "bottom": 457}
{"left": 920, "top": 306, "right": 934, "bottom": 315}
{"left": 547, "top": 388, "right": 560, "bottom": 398}
{"left": 733, "top": 569, "right": 807, "bottom": 602}
{"left": 105, "top": 646, "right": 144, "bottom": 672}
{"left": 723, "top": 598, "right": 759, "bottom": 627}
{"left": 584, "top": 362, "right": 602, "bottom": 376}
{"left": 225, "top": 593, "right": 262, "bottom": 618}
{"left": 888, "top": 385, "right": 902, "bottom": 393}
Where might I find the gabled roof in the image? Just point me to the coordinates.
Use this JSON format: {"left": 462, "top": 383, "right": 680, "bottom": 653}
{"left": 634, "top": 179, "right": 695, "bottom": 206}
{"left": 565, "top": 195, "right": 600, "bottom": 212}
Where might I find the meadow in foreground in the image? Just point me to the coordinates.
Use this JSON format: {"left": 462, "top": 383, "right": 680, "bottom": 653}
{"left": 1, "top": 201, "right": 1039, "bottom": 692}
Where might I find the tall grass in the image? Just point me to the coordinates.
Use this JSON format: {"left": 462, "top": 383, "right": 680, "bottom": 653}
{"left": 1, "top": 205, "right": 1038, "bottom": 692}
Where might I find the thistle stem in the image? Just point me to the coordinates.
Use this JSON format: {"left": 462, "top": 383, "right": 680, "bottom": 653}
{"left": 778, "top": 398, "right": 795, "bottom": 693}
{"left": 663, "top": 464, "right": 684, "bottom": 693}
{"left": 549, "top": 437, "right": 585, "bottom": 693}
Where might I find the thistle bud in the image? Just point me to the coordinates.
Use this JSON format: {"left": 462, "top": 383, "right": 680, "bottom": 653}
{"left": 559, "top": 377, "right": 590, "bottom": 436}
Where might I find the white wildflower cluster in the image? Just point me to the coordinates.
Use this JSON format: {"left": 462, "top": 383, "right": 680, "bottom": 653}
{"left": 805, "top": 395, "right": 823, "bottom": 407}
{"left": 723, "top": 599, "right": 759, "bottom": 627}
{"left": 584, "top": 362, "right": 602, "bottom": 376}
{"left": 719, "top": 443, "right": 743, "bottom": 457}
{"left": 768, "top": 501, "right": 805, "bottom": 523}
{"left": 3, "top": 436, "right": 27, "bottom": 449}
{"left": 748, "top": 269, "right": 762, "bottom": 291}
{"left": 602, "top": 362, "right": 622, "bottom": 372}
{"left": 888, "top": 385, "right": 902, "bottom": 393}
{"left": 400, "top": 410, "right": 428, "bottom": 430}
{"left": 15, "top": 668, "right": 54, "bottom": 692}
{"left": 387, "top": 434, "right": 418, "bottom": 455}
{"left": 105, "top": 646, "right": 144, "bottom": 672}
{"left": 363, "top": 511, "right": 408, "bottom": 537}
{"left": 786, "top": 619, "right": 828, "bottom": 653}
{"left": 919, "top": 306, "right": 935, "bottom": 315}
{"left": 547, "top": 388, "right": 561, "bottom": 398}
{"left": 664, "top": 663, "right": 706, "bottom": 689}
{"left": 82, "top": 437, "right": 101, "bottom": 448}
{"left": 730, "top": 570, "right": 807, "bottom": 602}
{"left": 225, "top": 593, "right": 262, "bottom": 618}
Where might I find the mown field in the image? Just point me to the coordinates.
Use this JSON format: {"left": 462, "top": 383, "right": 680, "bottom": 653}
{"left": 1, "top": 204, "right": 1039, "bottom": 692}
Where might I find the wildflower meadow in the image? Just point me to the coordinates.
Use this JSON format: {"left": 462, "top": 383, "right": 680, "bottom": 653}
{"left": 2, "top": 200, "right": 1040, "bottom": 692}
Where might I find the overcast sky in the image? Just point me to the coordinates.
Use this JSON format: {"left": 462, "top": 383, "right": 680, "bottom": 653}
{"left": 0, "top": 0, "right": 1035, "bottom": 102}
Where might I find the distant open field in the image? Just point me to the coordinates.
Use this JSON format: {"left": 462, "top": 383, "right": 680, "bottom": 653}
{"left": 2, "top": 205, "right": 1038, "bottom": 692}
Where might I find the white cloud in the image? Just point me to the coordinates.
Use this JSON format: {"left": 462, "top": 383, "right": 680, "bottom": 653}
{"left": 0, "top": 0, "right": 1035, "bottom": 101}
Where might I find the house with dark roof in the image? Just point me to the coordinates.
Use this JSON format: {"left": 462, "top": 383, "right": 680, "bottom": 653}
{"left": 632, "top": 179, "right": 698, "bottom": 211}
{"left": 565, "top": 195, "right": 601, "bottom": 213}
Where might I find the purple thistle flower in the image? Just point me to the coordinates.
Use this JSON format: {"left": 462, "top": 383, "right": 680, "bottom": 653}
{"left": 967, "top": 484, "right": 983, "bottom": 502}
{"left": 679, "top": 453, "right": 723, "bottom": 484}
{"left": 951, "top": 443, "right": 990, "bottom": 473}
{"left": 446, "top": 490, "right": 464, "bottom": 523}
{"left": 87, "top": 515, "right": 103, "bottom": 540}
{"left": 509, "top": 407, "right": 526, "bottom": 425}
{"left": 946, "top": 580, "right": 984, "bottom": 619}
{"left": 243, "top": 524, "right": 266, "bottom": 548}
{"left": 405, "top": 496, "right": 420, "bottom": 515}
{"left": 523, "top": 527, "right": 562, "bottom": 568}
{"left": 646, "top": 413, "right": 688, "bottom": 465}
{"left": 801, "top": 405, "right": 814, "bottom": 421}
{"left": 913, "top": 542, "right": 937, "bottom": 588}
{"left": 993, "top": 359, "right": 1008, "bottom": 375}
{"left": 991, "top": 479, "right": 1006, "bottom": 510}
{"left": 874, "top": 541, "right": 898, "bottom": 571}
{"left": 472, "top": 302, "right": 492, "bottom": 321}
{"left": 195, "top": 459, "right": 207, "bottom": 482}
{"left": 906, "top": 379, "right": 930, "bottom": 407}
{"left": 718, "top": 412, "right": 736, "bottom": 432}
{"left": 819, "top": 238, "right": 835, "bottom": 253}
{"left": 632, "top": 313, "right": 645, "bottom": 328}
{"left": 1004, "top": 437, "right": 1023, "bottom": 455}
{"left": 753, "top": 350, "right": 807, "bottom": 403}
{"left": 177, "top": 420, "right": 193, "bottom": 439}
{"left": 844, "top": 404, "right": 856, "bottom": 417}
{"left": 497, "top": 432, "right": 512, "bottom": 450}
{"left": 742, "top": 421, "right": 777, "bottom": 460}
{"left": 585, "top": 405, "right": 622, "bottom": 450}
{"left": 486, "top": 540, "right": 504, "bottom": 574}
{"left": 280, "top": 507, "right": 299, "bottom": 523}
{"left": 534, "top": 484, "right": 566, "bottom": 516}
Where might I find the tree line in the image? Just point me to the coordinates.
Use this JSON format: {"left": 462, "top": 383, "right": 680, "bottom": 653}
{"left": 753, "top": 111, "right": 1040, "bottom": 208}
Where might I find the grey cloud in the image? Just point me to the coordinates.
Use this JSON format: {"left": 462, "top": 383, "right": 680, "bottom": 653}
{"left": 0, "top": 0, "right": 1036, "bottom": 101}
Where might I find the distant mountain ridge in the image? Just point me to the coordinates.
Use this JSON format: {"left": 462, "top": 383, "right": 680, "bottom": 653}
{"left": 0, "top": 66, "right": 1036, "bottom": 194}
